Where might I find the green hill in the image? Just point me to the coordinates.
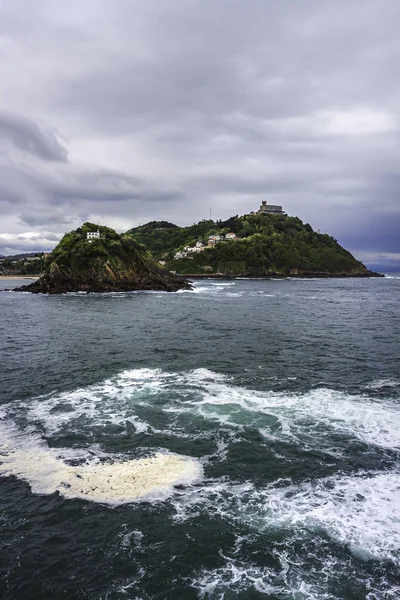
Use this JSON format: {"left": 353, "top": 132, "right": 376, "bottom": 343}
{"left": 16, "top": 223, "right": 191, "bottom": 293}
{"left": 127, "top": 214, "right": 380, "bottom": 277}
{"left": 126, "top": 220, "right": 215, "bottom": 257}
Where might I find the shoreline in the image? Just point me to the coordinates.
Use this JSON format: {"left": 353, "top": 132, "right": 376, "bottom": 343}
{"left": 0, "top": 276, "right": 39, "bottom": 280}
{"left": 182, "top": 272, "right": 385, "bottom": 280}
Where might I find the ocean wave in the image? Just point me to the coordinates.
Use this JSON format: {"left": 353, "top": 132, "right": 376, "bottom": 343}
{"left": 366, "top": 379, "right": 400, "bottom": 391}
{"left": 2, "top": 366, "right": 400, "bottom": 593}
{"left": 192, "top": 554, "right": 283, "bottom": 598}
{"left": 210, "top": 282, "right": 236, "bottom": 286}
{"left": 63, "top": 289, "right": 174, "bottom": 297}
{"left": 10, "top": 368, "right": 400, "bottom": 455}
{"left": 177, "top": 281, "right": 277, "bottom": 297}
{"left": 163, "top": 376, "right": 400, "bottom": 451}
{"left": 176, "top": 285, "right": 210, "bottom": 294}
{"left": 190, "top": 543, "right": 399, "bottom": 600}
{"left": 172, "top": 469, "right": 400, "bottom": 565}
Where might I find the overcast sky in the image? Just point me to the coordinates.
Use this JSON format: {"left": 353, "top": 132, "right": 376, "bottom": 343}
{"left": 0, "top": 0, "right": 399, "bottom": 267}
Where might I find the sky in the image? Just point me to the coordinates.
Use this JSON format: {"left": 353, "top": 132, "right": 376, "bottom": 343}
{"left": 0, "top": 0, "right": 399, "bottom": 268}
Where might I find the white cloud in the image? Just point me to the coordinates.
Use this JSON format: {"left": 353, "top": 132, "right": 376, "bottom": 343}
{"left": 0, "top": 232, "right": 62, "bottom": 255}
{"left": 265, "top": 108, "right": 397, "bottom": 139}
{"left": 316, "top": 108, "right": 396, "bottom": 136}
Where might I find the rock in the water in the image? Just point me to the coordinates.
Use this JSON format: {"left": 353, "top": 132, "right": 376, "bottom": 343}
{"left": 14, "top": 223, "right": 191, "bottom": 294}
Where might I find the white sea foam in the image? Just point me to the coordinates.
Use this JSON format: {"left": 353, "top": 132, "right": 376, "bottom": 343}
{"left": 191, "top": 547, "right": 356, "bottom": 599}
{"left": 164, "top": 377, "right": 400, "bottom": 451}
{"left": 191, "top": 545, "right": 400, "bottom": 599}
{"left": 247, "top": 471, "right": 400, "bottom": 564}
{"left": 175, "top": 280, "right": 283, "bottom": 298}
{"left": 20, "top": 367, "right": 169, "bottom": 434}
{"left": 366, "top": 379, "right": 400, "bottom": 390}
{"left": 120, "top": 528, "right": 144, "bottom": 550}
{"left": 172, "top": 469, "right": 400, "bottom": 565}
{"left": 16, "top": 368, "right": 400, "bottom": 454}
{"left": 178, "top": 282, "right": 244, "bottom": 295}
{"left": 192, "top": 555, "right": 282, "bottom": 598}
{"left": 3, "top": 365, "right": 400, "bottom": 591}
{"left": 0, "top": 422, "right": 203, "bottom": 505}
{"left": 210, "top": 282, "right": 236, "bottom": 286}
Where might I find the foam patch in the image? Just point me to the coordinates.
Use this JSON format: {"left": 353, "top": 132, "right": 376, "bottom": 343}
{"left": 0, "top": 423, "right": 202, "bottom": 505}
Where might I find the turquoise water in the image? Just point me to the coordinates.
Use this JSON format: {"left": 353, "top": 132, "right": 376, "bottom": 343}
{"left": 0, "top": 277, "right": 399, "bottom": 599}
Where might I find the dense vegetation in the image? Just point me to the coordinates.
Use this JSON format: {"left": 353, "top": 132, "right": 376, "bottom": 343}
{"left": 49, "top": 223, "right": 149, "bottom": 272}
{"left": 128, "top": 214, "right": 372, "bottom": 276}
{"left": 126, "top": 220, "right": 216, "bottom": 258}
{"left": 16, "top": 223, "right": 190, "bottom": 293}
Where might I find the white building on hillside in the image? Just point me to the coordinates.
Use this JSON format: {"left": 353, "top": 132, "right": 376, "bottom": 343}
{"left": 208, "top": 234, "right": 223, "bottom": 247}
{"left": 87, "top": 230, "right": 101, "bottom": 242}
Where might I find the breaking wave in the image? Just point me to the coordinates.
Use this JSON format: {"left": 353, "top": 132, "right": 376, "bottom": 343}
{"left": 12, "top": 367, "right": 400, "bottom": 454}
{"left": 172, "top": 469, "right": 400, "bottom": 563}
{"left": 1, "top": 365, "right": 399, "bottom": 596}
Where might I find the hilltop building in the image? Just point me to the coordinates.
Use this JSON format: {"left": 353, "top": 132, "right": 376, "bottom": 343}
{"left": 253, "top": 201, "right": 284, "bottom": 215}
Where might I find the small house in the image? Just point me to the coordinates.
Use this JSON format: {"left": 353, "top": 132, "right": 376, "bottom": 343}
{"left": 208, "top": 234, "right": 223, "bottom": 247}
{"left": 87, "top": 230, "right": 101, "bottom": 242}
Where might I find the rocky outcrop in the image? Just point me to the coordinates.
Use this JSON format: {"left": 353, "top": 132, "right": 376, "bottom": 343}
{"left": 14, "top": 223, "right": 191, "bottom": 294}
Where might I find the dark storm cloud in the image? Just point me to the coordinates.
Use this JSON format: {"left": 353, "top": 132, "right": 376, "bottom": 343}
{"left": 40, "top": 170, "right": 184, "bottom": 205}
{"left": 0, "top": 160, "right": 185, "bottom": 229}
{"left": 0, "top": 112, "right": 68, "bottom": 162}
{"left": 18, "top": 209, "right": 89, "bottom": 229}
{"left": 0, "top": 0, "right": 399, "bottom": 265}
{"left": 52, "top": 0, "right": 400, "bottom": 132}
{"left": 337, "top": 212, "right": 400, "bottom": 255}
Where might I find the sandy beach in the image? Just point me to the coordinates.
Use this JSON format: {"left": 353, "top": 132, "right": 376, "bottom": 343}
{"left": 0, "top": 276, "right": 39, "bottom": 280}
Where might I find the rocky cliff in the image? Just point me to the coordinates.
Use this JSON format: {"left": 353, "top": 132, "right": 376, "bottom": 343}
{"left": 15, "top": 223, "right": 191, "bottom": 294}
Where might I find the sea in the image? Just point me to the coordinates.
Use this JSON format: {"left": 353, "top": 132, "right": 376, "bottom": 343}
{"left": 0, "top": 276, "right": 399, "bottom": 600}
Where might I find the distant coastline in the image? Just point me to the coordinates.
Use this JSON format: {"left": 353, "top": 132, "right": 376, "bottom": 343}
{"left": 183, "top": 271, "right": 384, "bottom": 280}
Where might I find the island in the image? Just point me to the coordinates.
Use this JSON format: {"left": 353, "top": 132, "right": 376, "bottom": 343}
{"left": 127, "top": 207, "right": 382, "bottom": 278}
{"left": 14, "top": 223, "right": 191, "bottom": 294}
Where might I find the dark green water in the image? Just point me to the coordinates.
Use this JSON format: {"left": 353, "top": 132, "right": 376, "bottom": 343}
{"left": 0, "top": 277, "right": 399, "bottom": 600}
